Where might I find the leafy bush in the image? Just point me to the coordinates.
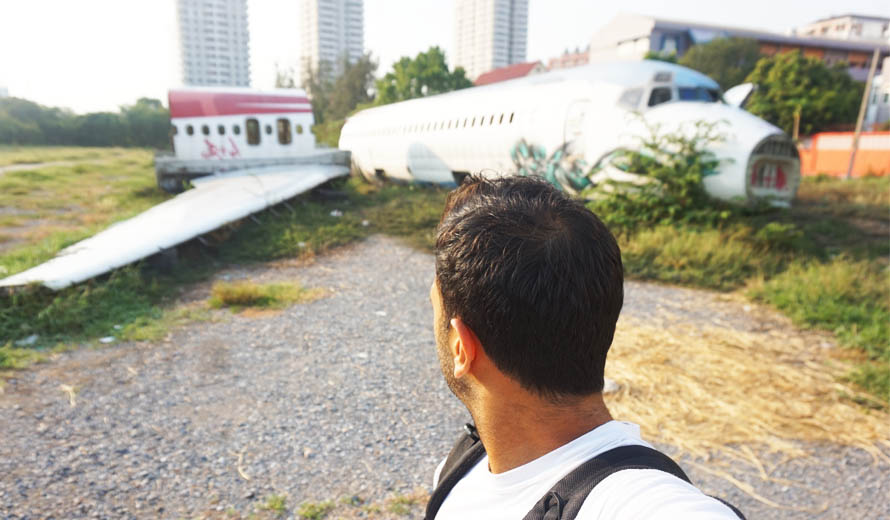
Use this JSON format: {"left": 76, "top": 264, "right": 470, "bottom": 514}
{"left": 584, "top": 119, "right": 735, "bottom": 231}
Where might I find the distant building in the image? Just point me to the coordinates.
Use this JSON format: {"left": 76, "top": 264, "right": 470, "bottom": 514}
{"left": 547, "top": 47, "right": 590, "bottom": 71}
{"left": 454, "top": 0, "right": 528, "bottom": 80}
{"left": 589, "top": 13, "right": 889, "bottom": 82}
{"left": 794, "top": 14, "right": 889, "bottom": 42}
{"left": 865, "top": 57, "right": 890, "bottom": 130}
{"left": 0, "top": 86, "right": 8, "bottom": 98}
{"left": 299, "top": 0, "right": 364, "bottom": 86}
{"left": 177, "top": 0, "right": 251, "bottom": 87}
{"left": 474, "top": 61, "right": 544, "bottom": 86}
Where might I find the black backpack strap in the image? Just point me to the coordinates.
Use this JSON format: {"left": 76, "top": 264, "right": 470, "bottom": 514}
{"left": 522, "top": 444, "right": 744, "bottom": 520}
{"left": 424, "top": 423, "right": 486, "bottom": 520}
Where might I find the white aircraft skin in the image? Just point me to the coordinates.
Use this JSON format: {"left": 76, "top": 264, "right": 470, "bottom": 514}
{"left": 339, "top": 60, "right": 800, "bottom": 205}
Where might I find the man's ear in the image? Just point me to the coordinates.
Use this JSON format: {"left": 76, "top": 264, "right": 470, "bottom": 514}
{"left": 450, "top": 317, "right": 480, "bottom": 379}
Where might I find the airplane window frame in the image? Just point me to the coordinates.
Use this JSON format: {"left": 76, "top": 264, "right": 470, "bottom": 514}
{"left": 246, "top": 118, "right": 261, "bottom": 145}
{"left": 277, "top": 118, "right": 292, "bottom": 145}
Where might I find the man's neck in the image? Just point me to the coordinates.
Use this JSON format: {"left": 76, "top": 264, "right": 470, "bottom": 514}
{"left": 471, "top": 391, "right": 613, "bottom": 474}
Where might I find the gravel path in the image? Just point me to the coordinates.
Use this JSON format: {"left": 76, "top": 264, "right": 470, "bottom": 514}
{"left": 1, "top": 235, "right": 888, "bottom": 519}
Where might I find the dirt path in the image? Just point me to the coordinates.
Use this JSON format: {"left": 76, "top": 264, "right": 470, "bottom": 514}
{"left": 0, "top": 236, "right": 887, "bottom": 519}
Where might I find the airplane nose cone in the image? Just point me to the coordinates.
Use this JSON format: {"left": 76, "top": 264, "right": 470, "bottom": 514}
{"left": 636, "top": 102, "right": 799, "bottom": 206}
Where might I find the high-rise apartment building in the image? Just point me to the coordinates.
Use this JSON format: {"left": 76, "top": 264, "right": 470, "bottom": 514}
{"left": 177, "top": 0, "right": 251, "bottom": 87}
{"left": 454, "top": 0, "right": 528, "bottom": 80}
{"left": 299, "top": 0, "right": 364, "bottom": 85}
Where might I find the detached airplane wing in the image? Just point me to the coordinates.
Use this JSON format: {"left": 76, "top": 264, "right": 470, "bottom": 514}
{"left": 0, "top": 163, "right": 349, "bottom": 290}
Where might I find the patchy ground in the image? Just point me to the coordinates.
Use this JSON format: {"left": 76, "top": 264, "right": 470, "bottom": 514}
{"left": 1, "top": 236, "right": 888, "bottom": 519}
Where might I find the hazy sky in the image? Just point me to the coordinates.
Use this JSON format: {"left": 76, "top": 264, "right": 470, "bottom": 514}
{"left": 1, "top": 0, "right": 887, "bottom": 113}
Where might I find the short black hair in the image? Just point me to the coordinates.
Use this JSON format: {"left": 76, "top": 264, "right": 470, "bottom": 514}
{"left": 435, "top": 175, "right": 624, "bottom": 398}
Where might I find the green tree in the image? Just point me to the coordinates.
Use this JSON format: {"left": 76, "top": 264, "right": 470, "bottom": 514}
{"left": 375, "top": 46, "right": 471, "bottom": 105}
{"left": 644, "top": 50, "right": 677, "bottom": 64}
{"left": 120, "top": 97, "right": 170, "bottom": 149}
{"left": 298, "top": 54, "right": 377, "bottom": 147}
{"left": 326, "top": 54, "right": 377, "bottom": 120}
{"left": 744, "top": 50, "right": 863, "bottom": 135}
{"left": 678, "top": 38, "right": 762, "bottom": 90}
{"left": 73, "top": 112, "right": 129, "bottom": 147}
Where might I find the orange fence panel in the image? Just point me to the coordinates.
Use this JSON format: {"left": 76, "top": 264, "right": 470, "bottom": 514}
{"left": 798, "top": 131, "right": 890, "bottom": 177}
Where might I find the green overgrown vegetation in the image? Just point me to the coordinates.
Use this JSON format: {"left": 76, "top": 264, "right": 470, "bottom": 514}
{"left": 260, "top": 494, "right": 288, "bottom": 516}
{"left": 0, "top": 97, "right": 171, "bottom": 148}
{"left": 293, "top": 46, "right": 472, "bottom": 147}
{"left": 0, "top": 148, "right": 168, "bottom": 268}
{"left": 744, "top": 50, "right": 863, "bottom": 135}
{"left": 208, "top": 281, "right": 321, "bottom": 311}
{"left": 1, "top": 144, "right": 887, "bottom": 403}
{"left": 296, "top": 500, "right": 333, "bottom": 520}
{"left": 582, "top": 121, "right": 888, "bottom": 402}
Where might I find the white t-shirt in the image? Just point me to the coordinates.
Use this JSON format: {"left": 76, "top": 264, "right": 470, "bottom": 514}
{"left": 432, "top": 420, "right": 738, "bottom": 519}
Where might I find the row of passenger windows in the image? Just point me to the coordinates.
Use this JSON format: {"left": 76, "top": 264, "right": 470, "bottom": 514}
{"left": 172, "top": 118, "right": 304, "bottom": 145}
{"left": 349, "top": 111, "right": 517, "bottom": 138}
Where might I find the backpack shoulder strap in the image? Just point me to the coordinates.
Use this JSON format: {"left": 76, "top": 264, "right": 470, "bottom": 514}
{"left": 424, "top": 423, "right": 486, "bottom": 520}
{"left": 522, "top": 444, "right": 732, "bottom": 520}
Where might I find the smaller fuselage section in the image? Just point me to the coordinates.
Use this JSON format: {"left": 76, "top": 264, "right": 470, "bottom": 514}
{"left": 168, "top": 88, "right": 316, "bottom": 162}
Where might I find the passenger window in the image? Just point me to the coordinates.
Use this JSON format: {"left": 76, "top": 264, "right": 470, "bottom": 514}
{"left": 463, "top": 118, "right": 468, "bottom": 127}
{"left": 648, "top": 87, "right": 673, "bottom": 107}
{"left": 489, "top": 115, "right": 494, "bottom": 125}
{"left": 171, "top": 124, "right": 178, "bottom": 135}
{"left": 217, "top": 124, "right": 225, "bottom": 135}
{"left": 509, "top": 113, "right": 514, "bottom": 123}
{"left": 277, "top": 118, "right": 292, "bottom": 144}
{"left": 296, "top": 124, "right": 303, "bottom": 135}
{"left": 186, "top": 125, "right": 194, "bottom": 136}
{"left": 471, "top": 117, "right": 476, "bottom": 127}
{"left": 201, "top": 125, "right": 210, "bottom": 136}
{"left": 246, "top": 118, "right": 260, "bottom": 145}
{"left": 499, "top": 114, "right": 504, "bottom": 124}
{"left": 233, "top": 125, "right": 241, "bottom": 135}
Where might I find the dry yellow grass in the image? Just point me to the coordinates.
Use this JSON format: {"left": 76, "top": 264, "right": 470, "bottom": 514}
{"left": 605, "top": 314, "right": 890, "bottom": 465}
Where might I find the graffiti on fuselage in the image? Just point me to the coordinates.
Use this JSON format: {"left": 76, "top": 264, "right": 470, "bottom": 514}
{"left": 201, "top": 138, "right": 242, "bottom": 160}
{"left": 510, "top": 139, "right": 591, "bottom": 194}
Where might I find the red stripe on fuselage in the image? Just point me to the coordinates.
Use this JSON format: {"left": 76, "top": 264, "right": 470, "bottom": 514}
{"left": 169, "top": 91, "right": 312, "bottom": 118}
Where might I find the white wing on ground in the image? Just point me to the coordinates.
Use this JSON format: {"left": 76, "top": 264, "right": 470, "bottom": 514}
{"left": 0, "top": 163, "right": 349, "bottom": 290}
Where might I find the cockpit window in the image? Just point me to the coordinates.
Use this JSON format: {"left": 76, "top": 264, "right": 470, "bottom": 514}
{"left": 648, "top": 87, "right": 673, "bottom": 107}
{"left": 678, "top": 87, "right": 721, "bottom": 102}
{"left": 618, "top": 88, "right": 643, "bottom": 110}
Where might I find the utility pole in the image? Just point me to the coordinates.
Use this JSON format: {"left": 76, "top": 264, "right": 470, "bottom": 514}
{"left": 846, "top": 48, "right": 880, "bottom": 180}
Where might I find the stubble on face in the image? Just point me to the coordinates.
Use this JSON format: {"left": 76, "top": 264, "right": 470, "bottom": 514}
{"left": 431, "top": 278, "right": 472, "bottom": 401}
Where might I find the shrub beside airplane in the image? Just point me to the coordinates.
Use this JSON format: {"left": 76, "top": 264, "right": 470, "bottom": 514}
{"left": 0, "top": 61, "right": 800, "bottom": 290}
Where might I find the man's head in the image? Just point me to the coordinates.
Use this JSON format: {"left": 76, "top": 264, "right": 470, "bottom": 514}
{"left": 432, "top": 175, "right": 623, "bottom": 402}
